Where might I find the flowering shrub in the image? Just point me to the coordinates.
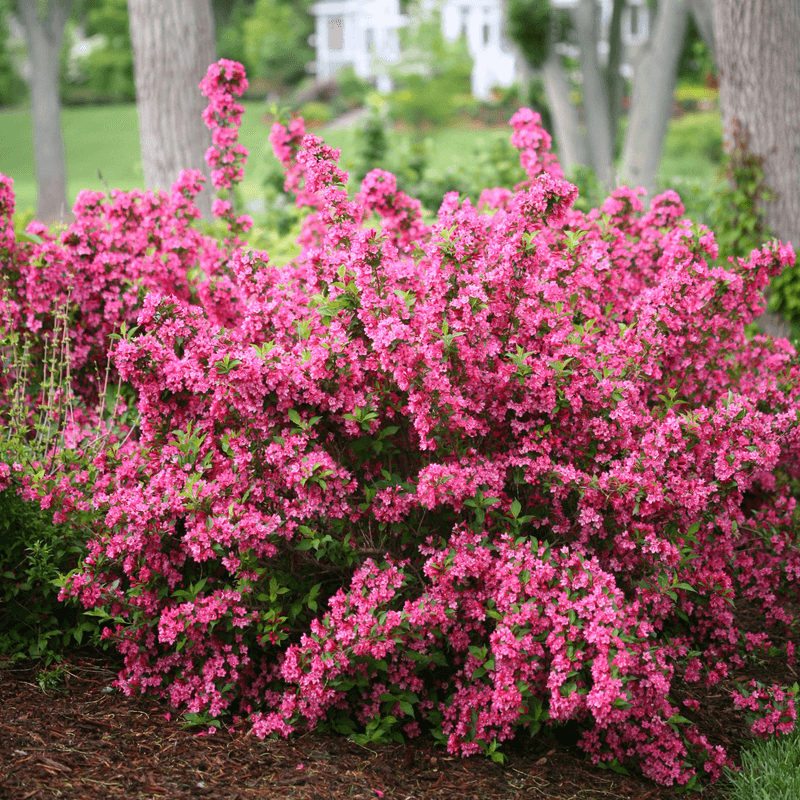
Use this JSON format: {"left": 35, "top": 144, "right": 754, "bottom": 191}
{"left": 2, "top": 61, "right": 800, "bottom": 788}
{"left": 732, "top": 681, "right": 798, "bottom": 738}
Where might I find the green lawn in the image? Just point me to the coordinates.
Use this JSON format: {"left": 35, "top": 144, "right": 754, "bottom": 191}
{"left": 0, "top": 101, "right": 722, "bottom": 218}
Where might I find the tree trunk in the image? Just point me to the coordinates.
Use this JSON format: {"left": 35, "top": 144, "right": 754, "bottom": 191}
{"left": 618, "top": 0, "right": 689, "bottom": 198}
{"left": 541, "top": 54, "right": 587, "bottom": 175}
{"left": 605, "top": 0, "right": 625, "bottom": 157}
{"left": 128, "top": 0, "right": 216, "bottom": 220}
{"left": 572, "top": 0, "right": 614, "bottom": 190}
{"left": 714, "top": 0, "right": 800, "bottom": 253}
{"left": 15, "top": 0, "right": 72, "bottom": 225}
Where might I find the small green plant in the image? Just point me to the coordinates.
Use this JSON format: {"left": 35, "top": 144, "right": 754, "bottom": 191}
{"left": 0, "top": 293, "right": 126, "bottom": 664}
{"left": 353, "top": 95, "right": 390, "bottom": 186}
{"left": 724, "top": 728, "right": 800, "bottom": 800}
{"left": 36, "top": 662, "right": 68, "bottom": 693}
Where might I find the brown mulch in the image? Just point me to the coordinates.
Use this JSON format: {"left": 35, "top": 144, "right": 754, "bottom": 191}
{"left": 2, "top": 601, "right": 796, "bottom": 800}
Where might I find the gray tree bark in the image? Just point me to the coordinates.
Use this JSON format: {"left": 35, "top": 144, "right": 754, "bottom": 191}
{"left": 714, "top": 0, "right": 800, "bottom": 339}
{"left": 572, "top": 0, "right": 614, "bottom": 190}
{"left": 618, "top": 0, "right": 689, "bottom": 198}
{"left": 15, "top": 0, "right": 73, "bottom": 225}
{"left": 541, "top": 53, "right": 587, "bottom": 175}
{"left": 605, "top": 0, "right": 625, "bottom": 155}
{"left": 128, "top": 0, "right": 216, "bottom": 220}
{"left": 714, "top": 0, "right": 800, "bottom": 253}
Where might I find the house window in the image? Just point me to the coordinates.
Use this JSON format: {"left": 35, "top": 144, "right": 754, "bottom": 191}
{"left": 365, "top": 27, "right": 375, "bottom": 53}
{"left": 328, "top": 16, "right": 343, "bottom": 51}
{"left": 483, "top": 23, "right": 490, "bottom": 46}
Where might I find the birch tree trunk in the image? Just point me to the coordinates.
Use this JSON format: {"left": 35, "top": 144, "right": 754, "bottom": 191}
{"left": 714, "top": 0, "right": 800, "bottom": 254}
{"left": 618, "top": 0, "right": 689, "bottom": 197}
{"left": 128, "top": 0, "right": 216, "bottom": 220}
{"left": 15, "top": 0, "right": 72, "bottom": 225}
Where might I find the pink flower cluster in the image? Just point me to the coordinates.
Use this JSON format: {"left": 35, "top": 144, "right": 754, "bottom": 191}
{"left": 732, "top": 681, "right": 797, "bottom": 737}
{"left": 3, "top": 61, "right": 800, "bottom": 788}
{"left": 200, "top": 59, "right": 253, "bottom": 249}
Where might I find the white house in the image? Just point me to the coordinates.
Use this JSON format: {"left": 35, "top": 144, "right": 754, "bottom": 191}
{"left": 309, "top": 0, "right": 650, "bottom": 101}
{"left": 439, "top": 0, "right": 516, "bottom": 101}
{"left": 309, "top": 0, "right": 406, "bottom": 94}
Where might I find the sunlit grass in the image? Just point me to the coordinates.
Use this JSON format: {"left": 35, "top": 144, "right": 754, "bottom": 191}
{"left": 725, "top": 728, "right": 800, "bottom": 800}
{"left": 0, "top": 100, "right": 722, "bottom": 218}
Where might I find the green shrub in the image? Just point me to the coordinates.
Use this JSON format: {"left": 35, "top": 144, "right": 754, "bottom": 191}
{"left": 60, "top": 0, "right": 136, "bottom": 105}
{"left": 663, "top": 110, "right": 723, "bottom": 165}
{"left": 388, "top": 1, "right": 473, "bottom": 131}
{"left": 242, "top": 0, "right": 313, "bottom": 90}
{"left": 0, "top": 0, "right": 26, "bottom": 107}
{"left": 0, "top": 484, "right": 102, "bottom": 664}
{"left": 299, "top": 101, "right": 333, "bottom": 126}
{"left": 353, "top": 98, "right": 390, "bottom": 186}
{"left": 337, "top": 65, "right": 373, "bottom": 110}
{"left": 0, "top": 295, "right": 121, "bottom": 664}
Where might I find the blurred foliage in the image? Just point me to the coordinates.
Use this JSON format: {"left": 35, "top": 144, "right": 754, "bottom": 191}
{"left": 216, "top": 0, "right": 254, "bottom": 72}
{"left": 298, "top": 100, "right": 332, "bottom": 125}
{"left": 241, "top": 0, "right": 314, "bottom": 91}
{"left": 677, "top": 15, "right": 716, "bottom": 85}
{"left": 61, "top": 0, "right": 135, "bottom": 104}
{"left": 662, "top": 109, "right": 723, "bottom": 165}
{"left": 337, "top": 65, "right": 373, "bottom": 110}
{"left": 387, "top": 1, "right": 473, "bottom": 131}
{"left": 353, "top": 95, "right": 390, "bottom": 186}
{"left": 506, "top": 0, "right": 570, "bottom": 70}
{"left": 0, "top": 0, "right": 26, "bottom": 106}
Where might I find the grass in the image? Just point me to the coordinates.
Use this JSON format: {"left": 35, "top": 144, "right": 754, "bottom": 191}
{"left": 0, "top": 101, "right": 723, "bottom": 217}
{"left": 725, "top": 729, "right": 800, "bottom": 800}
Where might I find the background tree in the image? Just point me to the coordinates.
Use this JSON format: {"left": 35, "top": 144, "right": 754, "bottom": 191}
{"left": 13, "top": 0, "right": 73, "bottom": 224}
{"left": 713, "top": 0, "right": 800, "bottom": 253}
{"left": 617, "top": 0, "right": 689, "bottom": 194}
{"left": 128, "top": 0, "right": 216, "bottom": 220}
{"left": 506, "top": 0, "right": 710, "bottom": 197}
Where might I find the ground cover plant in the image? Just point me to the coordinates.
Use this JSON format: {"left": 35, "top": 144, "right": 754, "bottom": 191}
{"left": 2, "top": 60, "right": 800, "bottom": 791}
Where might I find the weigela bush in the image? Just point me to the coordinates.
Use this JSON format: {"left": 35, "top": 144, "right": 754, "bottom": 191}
{"left": 3, "top": 61, "right": 800, "bottom": 787}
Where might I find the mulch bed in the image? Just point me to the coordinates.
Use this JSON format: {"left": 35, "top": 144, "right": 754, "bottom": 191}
{"left": 1, "top": 600, "right": 796, "bottom": 800}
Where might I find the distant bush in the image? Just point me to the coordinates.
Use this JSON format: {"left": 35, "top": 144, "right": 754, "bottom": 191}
{"left": 60, "top": 0, "right": 136, "bottom": 105}
{"left": 388, "top": 1, "right": 473, "bottom": 130}
{"left": 0, "top": 0, "right": 26, "bottom": 107}
{"left": 337, "top": 66, "right": 373, "bottom": 110}
{"left": 663, "top": 110, "right": 723, "bottom": 165}
{"left": 298, "top": 101, "right": 332, "bottom": 126}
